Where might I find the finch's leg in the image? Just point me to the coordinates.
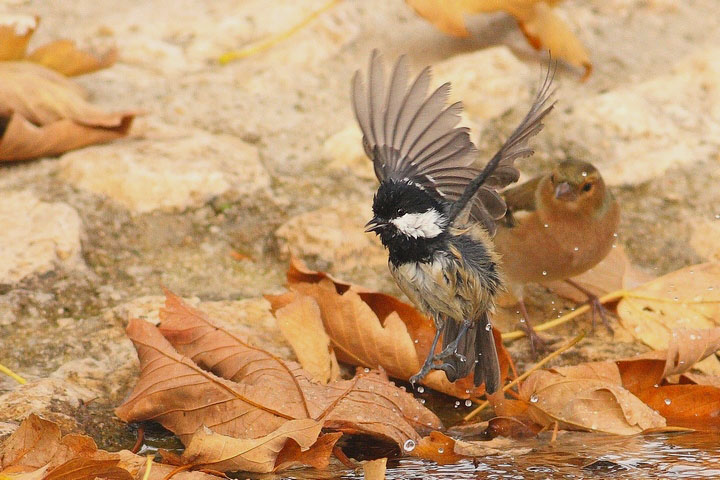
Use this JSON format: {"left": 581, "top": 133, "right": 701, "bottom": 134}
{"left": 410, "top": 315, "right": 445, "bottom": 385}
{"left": 518, "top": 298, "right": 547, "bottom": 357}
{"left": 564, "top": 279, "right": 614, "bottom": 333}
{"left": 433, "top": 320, "right": 471, "bottom": 361}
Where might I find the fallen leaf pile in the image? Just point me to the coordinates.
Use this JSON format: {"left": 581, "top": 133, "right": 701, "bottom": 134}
{"left": 0, "top": 414, "right": 217, "bottom": 480}
{"left": 0, "top": 15, "right": 135, "bottom": 162}
{"left": 266, "top": 258, "right": 512, "bottom": 399}
{"left": 405, "top": 0, "right": 591, "bottom": 77}
{"left": 114, "top": 291, "right": 441, "bottom": 473}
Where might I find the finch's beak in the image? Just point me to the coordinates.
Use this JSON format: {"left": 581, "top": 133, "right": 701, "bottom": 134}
{"left": 554, "top": 182, "right": 576, "bottom": 201}
{"left": 365, "top": 217, "right": 385, "bottom": 233}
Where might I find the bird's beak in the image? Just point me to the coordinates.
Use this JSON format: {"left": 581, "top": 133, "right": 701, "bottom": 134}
{"left": 365, "top": 217, "right": 385, "bottom": 233}
{"left": 554, "top": 182, "right": 576, "bottom": 201}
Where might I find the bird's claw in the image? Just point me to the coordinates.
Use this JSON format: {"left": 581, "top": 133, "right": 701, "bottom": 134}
{"left": 519, "top": 321, "right": 548, "bottom": 358}
{"left": 589, "top": 296, "right": 614, "bottom": 334}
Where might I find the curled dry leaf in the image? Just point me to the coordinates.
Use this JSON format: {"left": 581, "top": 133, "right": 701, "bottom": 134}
{"left": 546, "top": 245, "right": 653, "bottom": 303}
{"left": 275, "top": 293, "right": 341, "bottom": 383}
{"left": 180, "top": 420, "right": 328, "bottom": 473}
{"left": 413, "top": 431, "right": 530, "bottom": 464}
{"left": 0, "top": 14, "right": 117, "bottom": 75}
{"left": 405, "top": 0, "right": 591, "bottom": 76}
{"left": 617, "top": 263, "right": 720, "bottom": 374}
{"left": 269, "top": 258, "right": 510, "bottom": 398}
{"left": 0, "top": 414, "right": 132, "bottom": 480}
{"left": 0, "top": 62, "right": 135, "bottom": 162}
{"left": 116, "top": 292, "right": 441, "bottom": 472}
{"left": 519, "top": 368, "right": 666, "bottom": 435}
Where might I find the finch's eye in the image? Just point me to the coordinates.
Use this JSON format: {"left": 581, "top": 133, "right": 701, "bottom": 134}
{"left": 582, "top": 183, "right": 592, "bottom": 192}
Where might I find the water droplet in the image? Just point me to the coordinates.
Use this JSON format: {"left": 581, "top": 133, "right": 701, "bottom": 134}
{"left": 417, "top": 386, "right": 425, "bottom": 393}
{"left": 613, "top": 232, "right": 618, "bottom": 238}
{"left": 454, "top": 401, "right": 460, "bottom": 408}
{"left": 419, "top": 398, "right": 426, "bottom": 404}
{"left": 465, "top": 389, "right": 471, "bottom": 394}
{"left": 581, "top": 171, "right": 588, "bottom": 177}
{"left": 363, "top": 367, "right": 370, "bottom": 373}
{"left": 403, "top": 439, "right": 416, "bottom": 452}
{"left": 438, "top": 447, "right": 445, "bottom": 454}
{"left": 414, "top": 339, "right": 419, "bottom": 344}
{"left": 709, "top": 286, "right": 715, "bottom": 291}
{"left": 542, "top": 270, "right": 548, "bottom": 276}
{"left": 465, "top": 399, "right": 472, "bottom": 407}
{"left": 544, "top": 223, "right": 549, "bottom": 228}
{"left": 530, "top": 394, "right": 539, "bottom": 403}
{"left": 573, "top": 246, "right": 579, "bottom": 251}
{"left": 715, "top": 214, "right": 720, "bottom": 219}
{"left": 664, "top": 398, "right": 671, "bottom": 405}
{"left": 485, "top": 323, "right": 492, "bottom": 331}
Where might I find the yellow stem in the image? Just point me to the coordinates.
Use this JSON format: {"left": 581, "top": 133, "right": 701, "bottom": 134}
{"left": 464, "top": 332, "right": 585, "bottom": 422}
{"left": 142, "top": 455, "right": 153, "bottom": 480}
{"left": 501, "top": 290, "right": 628, "bottom": 341}
{"left": 219, "top": 0, "right": 342, "bottom": 64}
{"left": 0, "top": 363, "right": 26, "bottom": 384}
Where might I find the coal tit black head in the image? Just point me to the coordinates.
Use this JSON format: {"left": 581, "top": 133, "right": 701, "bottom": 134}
{"left": 365, "top": 179, "right": 449, "bottom": 262}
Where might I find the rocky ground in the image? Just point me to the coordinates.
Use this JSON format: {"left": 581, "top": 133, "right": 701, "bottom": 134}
{"left": 1, "top": 0, "right": 720, "bottom": 456}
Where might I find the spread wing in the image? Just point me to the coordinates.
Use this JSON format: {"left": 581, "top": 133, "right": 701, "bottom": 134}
{"left": 351, "top": 50, "right": 554, "bottom": 236}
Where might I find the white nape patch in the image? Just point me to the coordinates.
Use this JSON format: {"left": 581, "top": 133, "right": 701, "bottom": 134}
{"left": 391, "top": 209, "right": 444, "bottom": 238}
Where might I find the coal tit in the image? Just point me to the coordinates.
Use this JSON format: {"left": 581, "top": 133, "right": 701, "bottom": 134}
{"left": 351, "top": 51, "right": 555, "bottom": 392}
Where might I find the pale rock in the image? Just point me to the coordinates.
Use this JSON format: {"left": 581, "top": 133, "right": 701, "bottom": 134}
{"left": 58, "top": 131, "right": 270, "bottom": 213}
{"left": 324, "top": 125, "right": 375, "bottom": 180}
{"left": 434, "top": 46, "right": 531, "bottom": 121}
{"left": 560, "top": 48, "right": 720, "bottom": 186}
{"left": 0, "top": 190, "right": 83, "bottom": 284}
{"left": 275, "top": 201, "right": 387, "bottom": 273}
{"left": 0, "top": 378, "right": 95, "bottom": 423}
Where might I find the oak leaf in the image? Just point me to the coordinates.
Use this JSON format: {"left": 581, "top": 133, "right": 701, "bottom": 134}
{"left": 405, "top": 0, "right": 591, "bottom": 76}
{"left": 270, "top": 258, "right": 511, "bottom": 398}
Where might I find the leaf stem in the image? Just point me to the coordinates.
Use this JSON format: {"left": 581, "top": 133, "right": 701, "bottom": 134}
{"left": 219, "top": 0, "right": 342, "bottom": 64}
{"left": 464, "top": 332, "right": 585, "bottom": 421}
{"left": 0, "top": 362, "right": 26, "bottom": 384}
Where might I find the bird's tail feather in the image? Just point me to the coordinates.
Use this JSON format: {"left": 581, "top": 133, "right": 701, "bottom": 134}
{"left": 440, "top": 313, "right": 500, "bottom": 393}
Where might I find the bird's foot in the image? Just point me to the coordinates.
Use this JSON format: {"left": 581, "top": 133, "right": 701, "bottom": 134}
{"left": 519, "top": 319, "right": 548, "bottom": 358}
{"left": 410, "top": 360, "right": 459, "bottom": 385}
{"left": 588, "top": 295, "right": 614, "bottom": 334}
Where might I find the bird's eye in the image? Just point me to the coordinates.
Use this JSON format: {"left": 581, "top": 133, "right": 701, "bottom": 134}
{"left": 582, "top": 183, "right": 592, "bottom": 192}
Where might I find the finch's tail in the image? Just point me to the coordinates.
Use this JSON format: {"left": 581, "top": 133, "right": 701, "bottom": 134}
{"left": 441, "top": 312, "right": 501, "bottom": 393}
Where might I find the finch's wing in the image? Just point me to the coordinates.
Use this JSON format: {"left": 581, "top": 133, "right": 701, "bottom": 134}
{"left": 503, "top": 175, "right": 543, "bottom": 212}
{"left": 352, "top": 50, "right": 554, "bottom": 236}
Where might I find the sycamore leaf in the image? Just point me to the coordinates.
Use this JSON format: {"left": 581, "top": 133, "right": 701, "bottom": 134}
{"left": 180, "top": 420, "right": 325, "bottom": 473}
{"left": 0, "top": 15, "right": 37, "bottom": 61}
{"left": 0, "top": 14, "right": 116, "bottom": 75}
{"left": 0, "top": 415, "right": 132, "bottom": 480}
{"left": 547, "top": 246, "right": 653, "bottom": 302}
{"left": 519, "top": 368, "right": 666, "bottom": 434}
{"left": 0, "top": 62, "right": 135, "bottom": 162}
{"left": 119, "top": 292, "right": 441, "bottom": 462}
{"left": 405, "top": 0, "right": 591, "bottom": 76}
{"left": 273, "top": 258, "right": 511, "bottom": 398}
{"left": 275, "top": 293, "right": 341, "bottom": 383}
{"left": 617, "top": 263, "right": 720, "bottom": 374}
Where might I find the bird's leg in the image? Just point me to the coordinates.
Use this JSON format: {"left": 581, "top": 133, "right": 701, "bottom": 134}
{"left": 433, "top": 320, "right": 471, "bottom": 361}
{"left": 564, "top": 279, "right": 614, "bottom": 333}
{"left": 517, "top": 298, "right": 547, "bottom": 357}
{"left": 409, "top": 315, "right": 445, "bottom": 386}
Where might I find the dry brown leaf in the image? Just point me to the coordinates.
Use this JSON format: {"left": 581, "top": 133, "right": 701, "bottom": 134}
{"left": 26, "top": 40, "right": 118, "bottom": 77}
{"left": 412, "top": 431, "right": 464, "bottom": 464}
{"left": 275, "top": 293, "right": 340, "bottom": 383}
{"left": 273, "top": 258, "right": 511, "bottom": 398}
{"left": 633, "top": 385, "right": 720, "bottom": 431}
{"left": 405, "top": 0, "right": 591, "bottom": 75}
{"left": 0, "top": 414, "right": 132, "bottom": 480}
{"left": 180, "top": 419, "right": 324, "bottom": 473}
{"left": 452, "top": 436, "right": 531, "bottom": 458}
{"left": 680, "top": 372, "right": 720, "bottom": 386}
{"left": 617, "top": 263, "right": 720, "bottom": 373}
{"left": 0, "top": 62, "right": 135, "bottom": 162}
{"left": 546, "top": 246, "right": 653, "bottom": 302}
{"left": 519, "top": 369, "right": 666, "bottom": 434}
{"left": 0, "top": 14, "right": 116, "bottom": 75}
{"left": 274, "top": 432, "right": 342, "bottom": 471}
{"left": 116, "top": 451, "right": 219, "bottom": 480}
{"left": 118, "top": 292, "right": 441, "bottom": 466}
{"left": 362, "top": 458, "right": 387, "bottom": 480}
{"left": 413, "top": 431, "right": 530, "bottom": 464}
{"left": 0, "top": 15, "right": 37, "bottom": 61}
